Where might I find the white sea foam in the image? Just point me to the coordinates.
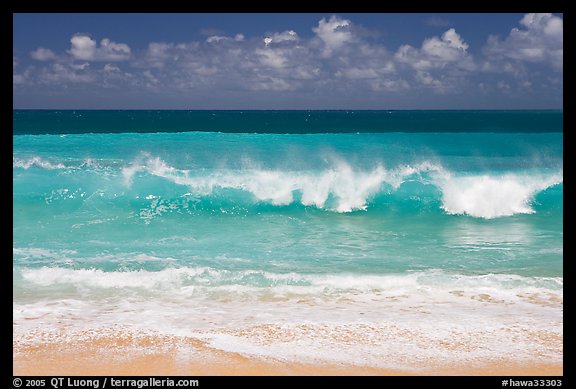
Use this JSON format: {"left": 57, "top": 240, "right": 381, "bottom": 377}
{"left": 120, "top": 155, "right": 563, "bottom": 217}
{"left": 122, "top": 155, "right": 443, "bottom": 213}
{"left": 19, "top": 266, "right": 207, "bottom": 290}
{"left": 13, "top": 156, "right": 66, "bottom": 170}
{"left": 13, "top": 156, "right": 114, "bottom": 171}
{"left": 17, "top": 266, "right": 563, "bottom": 299}
{"left": 13, "top": 247, "right": 77, "bottom": 258}
{"left": 13, "top": 267, "right": 563, "bottom": 367}
{"left": 436, "top": 172, "right": 563, "bottom": 218}
{"left": 22, "top": 152, "right": 561, "bottom": 218}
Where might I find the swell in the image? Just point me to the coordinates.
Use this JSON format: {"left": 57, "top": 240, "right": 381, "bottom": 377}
{"left": 14, "top": 154, "right": 563, "bottom": 219}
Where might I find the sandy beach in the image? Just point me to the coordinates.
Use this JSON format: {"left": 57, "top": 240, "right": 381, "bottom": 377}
{"left": 13, "top": 329, "right": 562, "bottom": 376}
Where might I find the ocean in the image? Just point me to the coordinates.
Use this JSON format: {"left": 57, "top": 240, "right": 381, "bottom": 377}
{"left": 13, "top": 110, "right": 563, "bottom": 371}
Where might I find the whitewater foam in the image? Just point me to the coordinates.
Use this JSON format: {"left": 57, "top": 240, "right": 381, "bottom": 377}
{"left": 13, "top": 266, "right": 563, "bottom": 369}
{"left": 120, "top": 155, "right": 563, "bottom": 217}
{"left": 15, "top": 150, "right": 562, "bottom": 218}
{"left": 437, "top": 172, "right": 563, "bottom": 218}
{"left": 122, "top": 155, "right": 448, "bottom": 213}
{"left": 13, "top": 156, "right": 66, "bottom": 170}
{"left": 16, "top": 266, "right": 563, "bottom": 299}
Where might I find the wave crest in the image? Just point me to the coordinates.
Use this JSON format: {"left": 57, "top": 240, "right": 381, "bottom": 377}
{"left": 15, "top": 153, "right": 562, "bottom": 218}
{"left": 122, "top": 155, "right": 443, "bottom": 213}
{"left": 121, "top": 155, "right": 561, "bottom": 218}
{"left": 438, "top": 173, "right": 563, "bottom": 218}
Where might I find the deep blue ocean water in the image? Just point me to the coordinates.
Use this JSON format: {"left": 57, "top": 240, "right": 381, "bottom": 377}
{"left": 13, "top": 110, "right": 563, "bottom": 367}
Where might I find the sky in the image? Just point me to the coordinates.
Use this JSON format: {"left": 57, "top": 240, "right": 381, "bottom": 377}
{"left": 13, "top": 13, "right": 563, "bottom": 109}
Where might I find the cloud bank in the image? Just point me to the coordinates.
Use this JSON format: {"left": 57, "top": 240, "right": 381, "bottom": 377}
{"left": 14, "top": 13, "right": 563, "bottom": 109}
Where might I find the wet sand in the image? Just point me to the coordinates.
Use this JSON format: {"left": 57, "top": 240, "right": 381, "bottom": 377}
{"left": 13, "top": 331, "right": 562, "bottom": 376}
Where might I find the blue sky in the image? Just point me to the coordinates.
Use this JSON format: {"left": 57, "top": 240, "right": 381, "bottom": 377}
{"left": 13, "top": 13, "right": 563, "bottom": 109}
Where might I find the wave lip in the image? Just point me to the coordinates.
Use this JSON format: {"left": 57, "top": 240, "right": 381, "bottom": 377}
{"left": 125, "top": 155, "right": 562, "bottom": 217}
{"left": 437, "top": 172, "right": 563, "bottom": 219}
{"left": 122, "top": 155, "right": 446, "bottom": 213}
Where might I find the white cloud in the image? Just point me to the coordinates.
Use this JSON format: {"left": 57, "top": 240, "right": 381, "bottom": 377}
{"left": 69, "top": 35, "right": 97, "bottom": 60}
{"left": 206, "top": 35, "right": 228, "bottom": 43}
{"left": 250, "top": 76, "right": 293, "bottom": 91}
{"left": 104, "top": 63, "right": 120, "bottom": 72}
{"left": 30, "top": 47, "right": 57, "bottom": 61}
{"left": 392, "top": 28, "right": 476, "bottom": 92}
{"left": 521, "top": 13, "right": 562, "bottom": 40}
{"left": 336, "top": 67, "right": 379, "bottom": 80}
{"left": 99, "top": 38, "right": 131, "bottom": 60}
{"left": 13, "top": 55, "right": 28, "bottom": 85}
{"left": 255, "top": 48, "right": 288, "bottom": 69}
{"left": 313, "top": 15, "right": 354, "bottom": 56}
{"left": 394, "top": 28, "right": 477, "bottom": 93}
{"left": 69, "top": 34, "right": 131, "bottom": 61}
{"left": 206, "top": 34, "right": 245, "bottom": 43}
{"left": 141, "top": 70, "right": 160, "bottom": 87}
{"left": 265, "top": 30, "right": 299, "bottom": 46}
{"left": 39, "top": 63, "right": 95, "bottom": 84}
{"left": 194, "top": 65, "right": 218, "bottom": 76}
{"left": 428, "top": 28, "right": 468, "bottom": 53}
{"left": 396, "top": 28, "right": 473, "bottom": 71}
{"left": 415, "top": 71, "right": 443, "bottom": 89}
{"left": 370, "top": 78, "right": 410, "bottom": 92}
{"left": 483, "top": 13, "right": 563, "bottom": 70}
{"left": 71, "top": 62, "right": 90, "bottom": 70}
{"left": 13, "top": 56, "right": 34, "bottom": 86}
{"left": 138, "top": 42, "right": 177, "bottom": 68}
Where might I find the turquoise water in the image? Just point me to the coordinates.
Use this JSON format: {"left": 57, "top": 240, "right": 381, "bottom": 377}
{"left": 13, "top": 110, "right": 563, "bottom": 366}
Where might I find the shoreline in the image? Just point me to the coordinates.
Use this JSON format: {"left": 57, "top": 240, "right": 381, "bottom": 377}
{"left": 13, "top": 332, "right": 562, "bottom": 376}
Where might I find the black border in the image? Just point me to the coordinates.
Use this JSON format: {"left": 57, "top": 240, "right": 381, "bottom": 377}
{"left": 7, "top": 1, "right": 568, "bottom": 385}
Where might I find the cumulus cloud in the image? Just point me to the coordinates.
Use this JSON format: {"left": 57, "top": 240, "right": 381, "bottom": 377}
{"left": 137, "top": 42, "right": 179, "bottom": 68}
{"left": 394, "top": 28, "right": 475, "bottom": 92}
{"left": 483, "top": 13, "right": 563, "bottom": 70}
{"left": 313, "top": 15, "right": 354, "bottom": 56}
{"left": 69, "top": 35, "right": 96, "bottom": 60}
{"left": 13, "top": 55, "right": 31, "bottom": 85}
{"left": 30, "top": 47, "right": 57, "bottom": 61}
{"left": 264, "top": 30, "right": 299, "bottom": 46}
{"left": 255, "top": 48, "right": 288, "bottom": 69}
{"left": 69, "top": 34, "right": 131, "bottom": 61}
{"left": 39, "top": 63, "right": 95, "bottom": 84}
{"left": 13, "top": 57, "right": 27, "bottom": 85}
{"left": 396, "top": 28, "right": 473, "bottom": 71}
